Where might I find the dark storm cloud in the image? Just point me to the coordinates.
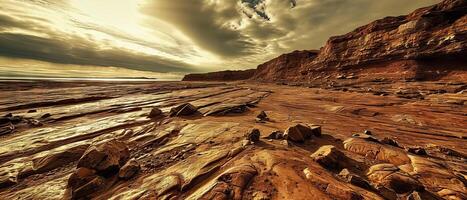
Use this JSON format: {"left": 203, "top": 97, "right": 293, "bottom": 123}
{"left": 142, "top": 0, "right": 257, "bottom": 57}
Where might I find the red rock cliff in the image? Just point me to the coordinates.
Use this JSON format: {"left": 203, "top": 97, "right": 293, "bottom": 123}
{"left": 307, "top": 0, "right": 466, "bottom": 69}
{"left": 251, "top": 50, "right": 319, "bottom": 81}
{"left": 253, "top": 0, "right": 467, "bottom": 82}
{"left": 182, "top": 69, "right": 256, "bottom": 81}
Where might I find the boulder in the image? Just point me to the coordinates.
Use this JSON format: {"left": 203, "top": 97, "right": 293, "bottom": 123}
{"left": 77, "top": 140, "right": 130, "bottom": 176}
{"left": 367, "top": 163, "right": 424, "bottom": 194}
{"left": 264, "top": 130, "right": 283, "bottom": 140}
{"left": 118, "top": 159, "right": 140, "bottom": 180}
{"left": 245, "top": 128, "right": 260, "bottom": 143}
{"left": 310, "top": 145, "right": 347, "bottom": 170}
{"left": 148, "top": 107, "right": 163, "bottom": 118}
{"left": 169, "top": 103, "right": 197, "bottom": 117}
{"left": 284, "top": 124, "right": 321, "bottom": 142}
{"left": 68, "top": 167, "right": 106, "bottom": 199}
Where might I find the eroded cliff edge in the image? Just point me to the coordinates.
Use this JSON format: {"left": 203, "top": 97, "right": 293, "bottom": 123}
{"left": 182, "top": 69, "right": 256, "bottom": 81}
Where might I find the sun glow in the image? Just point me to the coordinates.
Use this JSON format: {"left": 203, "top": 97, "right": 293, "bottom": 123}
{"left": 70, "top": 0, "right": 143, "bottom": 29}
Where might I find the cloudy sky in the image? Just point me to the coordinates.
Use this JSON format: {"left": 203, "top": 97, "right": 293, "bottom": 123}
{"left": 0, "top": 0, "right": 439, "bottom": 79}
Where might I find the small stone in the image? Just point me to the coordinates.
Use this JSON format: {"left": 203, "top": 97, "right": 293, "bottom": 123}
{"left": 148, "top": 107, "right": 163, "bottom": 118}
{"left": 40, "top": 113, "right": 51, "bottom": 119}
{"left": 264, "top": 130, "right": 283, "bottom": 140}
{"left": 381, "top": 137, "right": 400, "bottom": 148}
{"left": 407, "top": 147, "right": 427, "bottom": 156}
{"left": 256, "top": 111, "right": 269, "bottom": 121}
{"left": 169, "top": 103, "right": 197, "bottom": 117}
{"left": 27, "top": 119, "right": 43, "bottom": 127}
{"left": 363, "top": 130, "right": 372, "bottom": 135}
{"left": 245, "top": 128, "right": 260, "bottom": 143}
{"left": 118, "top": 159, "right": 140, "bottom": 180}
{"left": 120, "top": 129, "right": 134, "bottom": 138}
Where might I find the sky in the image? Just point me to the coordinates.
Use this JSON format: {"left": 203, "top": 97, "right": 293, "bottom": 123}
{"left": 0, "top": 0, "right": 439, "bottom": 79}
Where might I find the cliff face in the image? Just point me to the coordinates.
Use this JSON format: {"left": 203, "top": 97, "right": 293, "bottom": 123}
{"left": 251, "top": 50, "right": 319, "bottom": 81}
{"left": 253, "top": 0, "right": 467, "bottom": 82}
{"left": 182, "top": 69, "right": 256, "bottom": 81}
{"left": 304, "top": 0, "right": 466, "bottom": 71}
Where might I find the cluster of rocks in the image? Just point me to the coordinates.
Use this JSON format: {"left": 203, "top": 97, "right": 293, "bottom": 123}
{"left": 146, "top": 103, "right": 198, "bottom": 119}
{"left": 67, "top": 140, "right": 140, "bottom": 199}
{"left": 246, "top": 111, "right": 322, "bottom": 146}
{"left": 306, "top": 127, "right": 467, "bottom": 200}
{"left": 0, "top": 113, "right": 45, "bottom": 136}
{"left": 308, "top": 144, "right": 434, "bottom": 200}
{"left": 246, "top": 126, "right": 321, "bottom": 147}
